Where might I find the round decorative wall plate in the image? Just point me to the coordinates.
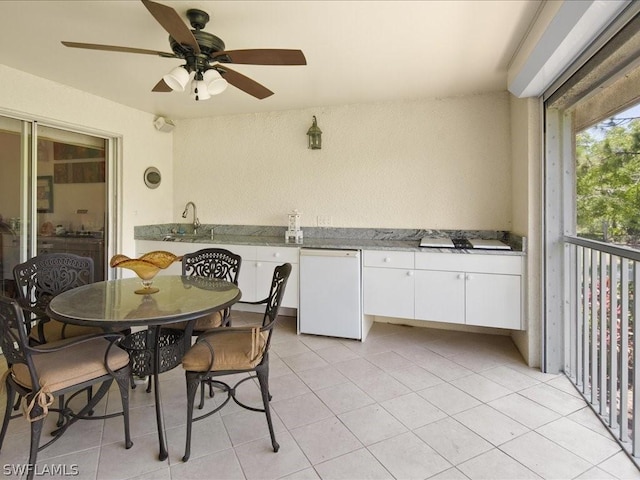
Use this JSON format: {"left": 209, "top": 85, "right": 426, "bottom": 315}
{"left": 144, "top": 167, "right": 161, "bottom": 189}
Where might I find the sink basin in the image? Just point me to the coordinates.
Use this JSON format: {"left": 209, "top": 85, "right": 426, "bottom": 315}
{"left": 162, "top": 234, "right": 202, "bottom": 242}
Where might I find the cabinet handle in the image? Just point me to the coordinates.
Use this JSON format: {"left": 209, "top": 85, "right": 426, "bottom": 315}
{"left": 256, "top": 262, "right": 262, "bottom": 267}
{"left": 407, "top": 271, "right": 413, "bottom": 276}
{"left": 274, "top": 252, "right": 280, "bottom": 258}
{"left": 384, "top": 257, "right": 391, "bottom": 263}
{"left": 466, "top": 274, "right": 472, "bottom": 280}
{"left": 457, "top": 274, "right": 464, "bottom": 280}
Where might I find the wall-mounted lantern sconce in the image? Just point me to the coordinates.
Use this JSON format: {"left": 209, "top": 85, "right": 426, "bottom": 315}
{"left": 307, "top": 116, "right": 322, "bottom": 150}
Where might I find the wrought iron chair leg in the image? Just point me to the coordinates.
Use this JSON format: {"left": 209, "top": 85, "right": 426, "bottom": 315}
{"left": 183, "top": 372, "right": 201, "bottom": 462}
{"left": 51, "top": 380, "right": 112, "bottom": 437}
{"left": 256, "top": 368, "right": 279, "bottom": 453}
{"left": 0, "top": 381, "right": 15, "bottom": 450}
{"left": 87, "top": 386, "right": 94, "bottom": 416}
{"left": 114, "top": 370, "right": 133, "bottom": 449}
{"left": 57, "top": 395, "right": 65, "bottom": 427}
{"left": 196, "top": 378, "right": 216, "bottom": 409}
{"left": 198, "top": 380, "right": 206, "bottom": 410}
{"left": 27, "top": 399, "right": 45, "bottom": 480}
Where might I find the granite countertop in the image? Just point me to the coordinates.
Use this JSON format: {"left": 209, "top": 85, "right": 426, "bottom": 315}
{"left": 135, "top": 224, "right": 527, "bottom": 256}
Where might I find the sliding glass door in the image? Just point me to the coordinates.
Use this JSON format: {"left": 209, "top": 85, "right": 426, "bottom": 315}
{"left": 543, "top": 8, "right": 640, "bottom": 463}
{"left": 0, "top": 116, "right": 110, "bottom": 296}
{"left": 0, "top": 116, "right": 30, "bottom": 297}
{"left": 36, "top": 126, "right": 107, "bottom": 281}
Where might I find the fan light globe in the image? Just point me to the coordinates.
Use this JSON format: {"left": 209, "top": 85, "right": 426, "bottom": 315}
{"left": 163, "top": 66, "right": 190, "bottom": 92}
{"left": 191, "top": 80, "right": 211, "bottom": 101}
{"left": 203, "top": 69, "right": 228, "bottom": 95}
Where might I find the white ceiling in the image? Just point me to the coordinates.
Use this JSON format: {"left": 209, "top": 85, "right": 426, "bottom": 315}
{"left": 0, "top": 0, "right": 542, "bottom": 120}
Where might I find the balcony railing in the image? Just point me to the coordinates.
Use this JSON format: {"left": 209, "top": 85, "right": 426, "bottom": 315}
{"left": 565, "top": 235, "right": 640, "bottom": 464}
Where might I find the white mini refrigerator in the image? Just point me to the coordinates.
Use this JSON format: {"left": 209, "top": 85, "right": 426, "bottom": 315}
{"left": 298, "top": 249, "right": 362, "bottom": 340}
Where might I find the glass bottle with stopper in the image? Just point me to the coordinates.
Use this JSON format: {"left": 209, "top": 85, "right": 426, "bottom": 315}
{"left": 285, "top": 209, "right": 303, "bottom": 244}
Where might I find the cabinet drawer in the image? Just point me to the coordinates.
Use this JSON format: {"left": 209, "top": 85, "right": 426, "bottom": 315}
{"left": 215, "top": 244, "right": 256, "bottom": 261}
{"left": 415, "top": 252, "right": 522, "bottom": 275}
{"left": 136, "top": 240, "right": 195, "bottom": 257}
{"left": 256, "top": 245, "right": 299, "bottom": 263}
{"left": 363, "top": 250, "right": 414, "bottom": 269}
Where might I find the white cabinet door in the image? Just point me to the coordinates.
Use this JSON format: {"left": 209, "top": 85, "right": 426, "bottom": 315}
{"left": 282, "top": 263, "right": 299, "bottom": 308}
{"left": 255, "top": 246, "right": 299, "bottom": 307}
{"left": 216, "top": 245, "right": 257, "bottom": 302}
{"left": 414, "top": 270, "right": 465, "bottom": 324}
{"left": 465, "top": 273, "right": 521, "bottom": 329}
{"left": 363, "top": 267, "right": 414, "bottom": 319}
{"left": 256, "top": 261, "right": 299, "bottom": 308}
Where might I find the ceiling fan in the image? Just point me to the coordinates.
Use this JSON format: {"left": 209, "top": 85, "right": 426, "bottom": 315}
{"left": 61, "top": 0, "right": 306, "bottom": 101}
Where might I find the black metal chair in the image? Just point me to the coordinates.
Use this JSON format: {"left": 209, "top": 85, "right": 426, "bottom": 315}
{"left": 180, "top": 247, "right": 242, "bottom": 331}
{"left": 12, "top": 253, "right": 108, "bottom": 422}
{"left": 13, "top": 253, "right": 104, "bottom": 344}
{"left": 0, "top": 295, "right": 132, "bottom": 480}
{"left": 181, "top": 263, "right": 291, "bottom": 462}
{"left": 146, "top": 248, "right": 242, "bottom": 399}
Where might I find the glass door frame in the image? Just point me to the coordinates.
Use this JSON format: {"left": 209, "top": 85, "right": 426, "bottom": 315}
{"left": 1, "top": 110, "right": 120, "bottom": 278}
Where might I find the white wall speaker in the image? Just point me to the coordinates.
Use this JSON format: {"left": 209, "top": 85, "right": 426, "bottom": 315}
{"left": 154, "top": 116, "right": 175, "bottom": 133}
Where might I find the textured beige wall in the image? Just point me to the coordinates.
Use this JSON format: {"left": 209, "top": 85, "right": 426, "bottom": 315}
{"left": 510, "top": 96, "right": 542, "bottom": 367}
{"left": 174, "top": 93, "right": 513, "bottom": 230}
{"left": 510, "top": 98, "right": 529, "bottom": 238}
{"left": 0, "top": 64, "right": 173, "bottom": 258}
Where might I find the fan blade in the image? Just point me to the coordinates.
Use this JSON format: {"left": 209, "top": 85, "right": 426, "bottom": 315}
{"left": 141, "top": 0, "right": 200, "bottom": 54}
{"left": 62, "top": 41, "right": 175, "bottom": 58}
{"left": 152, "top": 79, "right": 172, "bottom": 92}
{"left": 211, "top": 49, "right": 306, "bottom": 65}
{"left": 216, "top": 66, "right": 273, "bottom": 99}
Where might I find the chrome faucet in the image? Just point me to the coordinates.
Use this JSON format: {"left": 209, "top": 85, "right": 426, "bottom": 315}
{"left": 182, "top": 201, "right": 200, "bottom": 235}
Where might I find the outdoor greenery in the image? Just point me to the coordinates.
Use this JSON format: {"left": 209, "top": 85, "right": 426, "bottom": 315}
{"left": 576, "top": 118, "right": 640, "bottom": 244}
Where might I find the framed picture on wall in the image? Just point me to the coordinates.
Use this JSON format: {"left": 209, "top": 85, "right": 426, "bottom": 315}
{"left": 37, "top": 176, "right": 53, "bottom": 213}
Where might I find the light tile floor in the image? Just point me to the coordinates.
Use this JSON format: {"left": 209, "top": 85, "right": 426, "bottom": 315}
{"left": 1, "top": 313, "right": 640, "bottom": 480}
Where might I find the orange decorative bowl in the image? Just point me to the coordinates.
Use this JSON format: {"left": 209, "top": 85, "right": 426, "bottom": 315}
{"left": 110, "top": 251, "right": 182, "bottom": 294}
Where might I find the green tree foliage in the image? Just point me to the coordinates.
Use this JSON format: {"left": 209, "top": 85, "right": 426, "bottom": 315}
{"left": 577, "top": 119, "right": 640, "bottom": 244}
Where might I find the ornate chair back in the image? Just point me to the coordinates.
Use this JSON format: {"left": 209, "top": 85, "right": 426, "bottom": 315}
{"left": 181, "top": 248, "right": 242, "bottom": 330}
{"left": 13, "top": 253, "right": 97, "bottom": 343}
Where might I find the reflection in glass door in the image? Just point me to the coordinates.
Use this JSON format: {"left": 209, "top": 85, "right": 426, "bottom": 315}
{"left": 0, "top": 116, "right": 30, "bottom": 297}
{"left": 0, "top": 117, "right": 110, "bottom": 295}
{"left": 36, "top": 127, "right": 107, "bottom": 281}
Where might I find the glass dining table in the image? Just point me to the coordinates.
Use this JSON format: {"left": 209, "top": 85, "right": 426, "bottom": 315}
{"left": 46, "top": 274, "right": 241, "bottom": 461}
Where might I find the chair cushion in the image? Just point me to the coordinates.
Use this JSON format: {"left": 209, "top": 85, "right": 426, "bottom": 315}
{"left": 171, "top": 311, "right": 223, "bottom": 332}
{"left": 29, "top": 319, "right": 105, "bottom": 344}
{"left": 11, "top": 337, "right": 130, "bottom": 393}
{"left": 182, "top": 328, "right": 267, "bottom": 372}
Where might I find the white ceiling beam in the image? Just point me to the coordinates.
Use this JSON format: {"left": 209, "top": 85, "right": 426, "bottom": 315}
{"left": 508, "top": 0, "right": 630, "bottom": 98}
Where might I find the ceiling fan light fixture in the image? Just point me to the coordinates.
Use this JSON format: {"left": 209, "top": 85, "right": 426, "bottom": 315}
{"left": 191, "top": 79, "right": 211, "bottom": 101}
{"left": 208, "top": 78, "right": 228, "bottom": 95}
{"left": 61, "top": 1, "right": 306, "bottom": 102}
{"left": 163, "top": 66, "right": 190, "bottom": 92}
{"left": 203, "top": 69, "right": 228, "bottom": 95}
